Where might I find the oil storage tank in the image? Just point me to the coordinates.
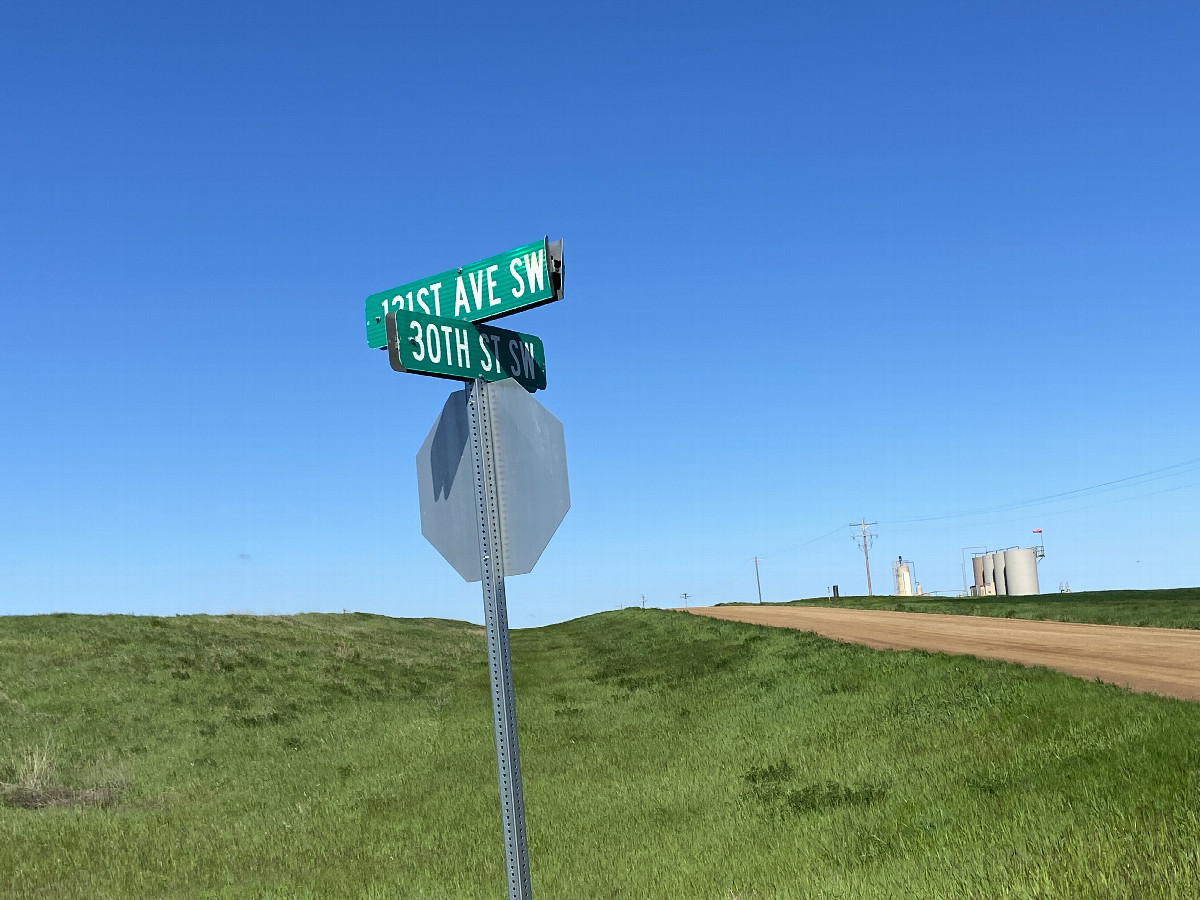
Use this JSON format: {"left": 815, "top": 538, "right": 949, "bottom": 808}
{"left": 982, "top": 554, "right": 995, "bottom": 595}
{"left": 971, "top": 555, "right": 985, "bottom": 595}
{"left": 993, "top": 551, "right": 1007, "bottom": 596}
{"left": 1003, "top": 547, "right": 1040, "bottom": 595}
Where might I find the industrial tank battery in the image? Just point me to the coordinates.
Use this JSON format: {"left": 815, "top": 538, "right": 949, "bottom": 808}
{"left": 971, "top": 555, "right": 986, "bottom": 596}
{"left": 1003, "top": 547, "right": 1040, "bottom": 595}
{"left": 982, "top": 554, "right": 995, "bottom": 595}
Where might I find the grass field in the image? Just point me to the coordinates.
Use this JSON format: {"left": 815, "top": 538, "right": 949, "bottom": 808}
{"left": 731, "top": 587, "right": 1200, "bottom": 630}
{"left": 2, "top": 609, "right": 1199, "bottom": 898}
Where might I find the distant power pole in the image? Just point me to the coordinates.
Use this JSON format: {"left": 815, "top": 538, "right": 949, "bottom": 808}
{"left": 680, "top": 593, "right": 691, "bottom": 607}
{"left": 753, "top": 557, "right": 763, "bottom": 604}
{"left": 640, "top": 595, "right": 646, "bottom": 609}
{"left": 850, "top": 519, "right": 878, "bottom": 596}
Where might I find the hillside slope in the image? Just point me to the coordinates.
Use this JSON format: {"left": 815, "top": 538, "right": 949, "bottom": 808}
{"left": 1, "top": 610, "right": 1198, "bottom": 898}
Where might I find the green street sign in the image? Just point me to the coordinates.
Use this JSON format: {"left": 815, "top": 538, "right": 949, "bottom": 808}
{"left": 366, "top": 238, "right": 563, "bottom": 349}
{"left": 385, "top": 310, "right": 547, "bottom": 392}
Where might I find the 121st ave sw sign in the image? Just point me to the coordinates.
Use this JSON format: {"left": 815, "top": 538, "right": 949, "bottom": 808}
{"left": 365, "top": 238, "right": 564, "bottom": 349}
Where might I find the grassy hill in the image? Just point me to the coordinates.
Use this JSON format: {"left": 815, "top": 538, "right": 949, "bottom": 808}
{"left": 2, "top": 609, "right": 1199, "bottom": 898}
{"left": 729, "top": 587, "right": 1200, "bottom": 630}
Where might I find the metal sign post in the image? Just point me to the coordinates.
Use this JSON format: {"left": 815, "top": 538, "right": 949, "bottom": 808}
{"left": 368, "top": 240, "right": 566, "bottom": 899}
{"left": 466, "top": 376, "right": 533, "bottom": 900}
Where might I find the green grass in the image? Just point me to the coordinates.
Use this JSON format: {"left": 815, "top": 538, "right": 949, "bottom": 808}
{"left": 2, "top": 609, "right": 1199, "bottom": 898}
{"left": 728, "top": 587, "right": 1200, "bottom": 630}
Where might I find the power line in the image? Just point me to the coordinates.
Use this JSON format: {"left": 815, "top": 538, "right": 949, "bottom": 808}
{"left": 674, "top": 527, "right": 845, "bottom": 603}
{"left": 757, "top": 526, "right": 846, "bottom": 559}
{"left": 658, "top": 457, "right": 1200, "bottom": 609}
{"left": 943, "top": 477, "right": 1200, "bottom": 531}
{"left": 882, "top": 455, "right": 1200, "bottom": 526}
{"left": 850, "top": 519, "right": 877, "bottom": 596}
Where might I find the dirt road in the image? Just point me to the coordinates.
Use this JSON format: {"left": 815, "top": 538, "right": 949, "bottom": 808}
{"left": 683, "top": 605, "right": 1200, "bottom": 701}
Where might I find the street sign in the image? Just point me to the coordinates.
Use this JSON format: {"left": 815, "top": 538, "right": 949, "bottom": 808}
{"left": 416, "top": 378, "right": 569, "bottom": 582}
{"left": 365, "top": 238, "right": 564, "bottom": 349}
{"left": 385, "top": 310, "right": 546, "bottom": 392}
{"left": 369, "top": 237, "right": 568, "bottom": 900}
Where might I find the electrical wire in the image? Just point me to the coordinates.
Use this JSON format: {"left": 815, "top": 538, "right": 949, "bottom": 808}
{"left": 662, "top": 457, "right": 1200, "bottom": 606}
{"left": 879, "top": 455, "right": 1200, "bottom": 525}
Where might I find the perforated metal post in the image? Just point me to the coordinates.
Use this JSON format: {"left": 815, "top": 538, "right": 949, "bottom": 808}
{"left": 466, "top": 377, "right": 533, "bottom": 900}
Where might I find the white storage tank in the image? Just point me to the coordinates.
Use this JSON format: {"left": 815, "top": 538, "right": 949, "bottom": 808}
{"left": 982, "top": 554, "right": 995, "bottom": 593}
{"left": 993, "top": 551, "right": 1008, "bottom": 596}
{"left": 1004, "top": 547, "right": 1040, "bottom": 596}
{"left": 971, "top": 555, "right": 986, "bottom": 594}
{"left": 894, "top": 558, "right": 914, "bottom": 596}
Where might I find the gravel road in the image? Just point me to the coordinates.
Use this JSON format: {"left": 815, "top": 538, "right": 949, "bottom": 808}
{"left": 682, "top": 605, "right": 1200, "bottom": 701}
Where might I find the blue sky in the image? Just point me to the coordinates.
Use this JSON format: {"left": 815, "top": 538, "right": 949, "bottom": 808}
{"left": 2, "top": 2, "right": 1198, "bottom": 625}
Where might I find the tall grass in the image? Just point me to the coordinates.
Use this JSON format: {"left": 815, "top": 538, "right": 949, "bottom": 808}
{"left": 1, "top": 610, "right": 1198, "bottom": 898}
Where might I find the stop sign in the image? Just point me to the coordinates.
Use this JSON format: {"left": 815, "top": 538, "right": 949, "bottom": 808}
{"left": 415, "top": 378, "right": 569, "bottom": 582}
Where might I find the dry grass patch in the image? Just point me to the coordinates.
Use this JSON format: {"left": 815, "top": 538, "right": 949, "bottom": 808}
{"left": 1, "top": 783, "right": 120, "bottom": 810}
{"left": 0, "top": 746, "right": 124, "bottom": 810}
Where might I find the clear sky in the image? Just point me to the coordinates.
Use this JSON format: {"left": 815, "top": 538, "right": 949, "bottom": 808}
{"left": 2, "top": 2, "right": 1198, "bottom": 626}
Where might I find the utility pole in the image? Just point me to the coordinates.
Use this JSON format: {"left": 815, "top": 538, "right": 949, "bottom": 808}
{"left": 680, "top": 593, "right": 690, "bottom": 607}
{"left": 850, "top": 519, "right": 877, "bottom": 596}
{"left": 752, "top": 557, "right": 763, "bottom": 604}
{"left": 640, "top": 595, "right": 646, "bottom": 609}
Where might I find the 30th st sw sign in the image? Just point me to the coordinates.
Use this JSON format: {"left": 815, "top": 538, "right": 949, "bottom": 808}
{"left": 385, "top": 310, "right": 547, "bottom": 392}
{"left": 365, "top": 238, "right": 564, "bottom": 350}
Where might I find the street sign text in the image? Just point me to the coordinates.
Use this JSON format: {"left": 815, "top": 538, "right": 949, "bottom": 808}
{"left": 366, "top": 238, "right": 563, "bottom": 349}
{"left": 386, "top": 311, "right": 547, "bottom": 392}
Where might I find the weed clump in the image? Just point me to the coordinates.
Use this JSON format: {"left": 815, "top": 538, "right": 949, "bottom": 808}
{"left": 782, "top": 780, "right": 887, "bottom": 814}
{"left": 0, "top": 746, "right": 124, "bottom": 811}
{"left": 743, "top": 758, "right": 887, "bottom": 817}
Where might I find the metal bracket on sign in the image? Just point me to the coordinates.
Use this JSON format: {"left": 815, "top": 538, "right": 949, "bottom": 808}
{"left": 384, "top": 311, "right": 408, "bottom": 374}
{"left": 545, "top": 237, "right": 564, "bottom": 300}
